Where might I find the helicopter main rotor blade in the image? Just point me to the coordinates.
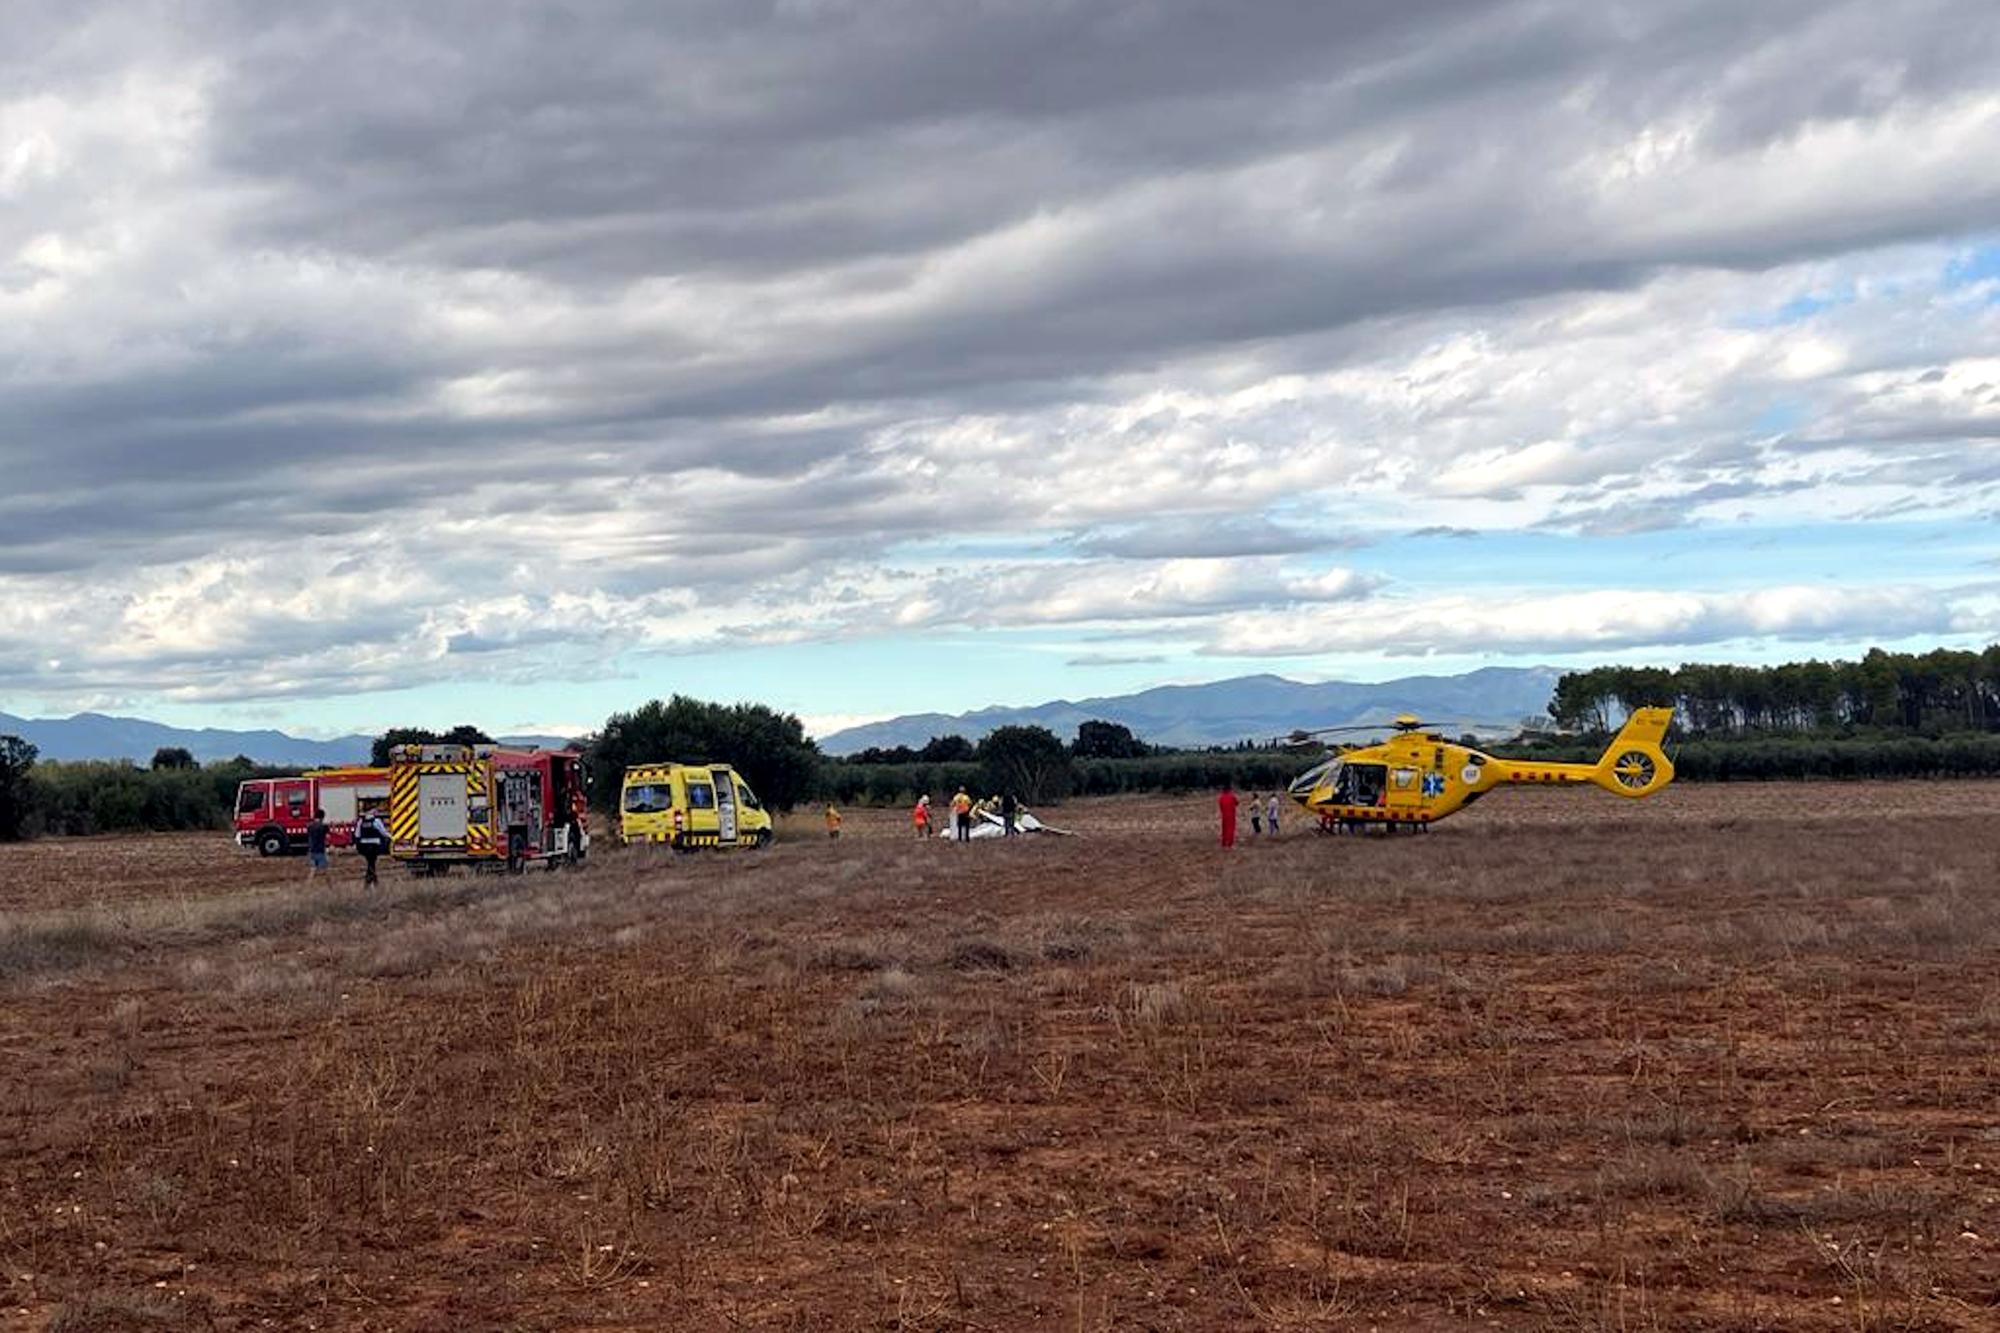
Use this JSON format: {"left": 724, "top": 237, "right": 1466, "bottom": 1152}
{"left": 1283, "top": 720, "right": 1438, "bottom": 740}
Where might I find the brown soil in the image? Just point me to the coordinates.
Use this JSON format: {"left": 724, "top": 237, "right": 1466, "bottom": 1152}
{"left": 2, "top": 784, "right": 1997, "bottom": 1330}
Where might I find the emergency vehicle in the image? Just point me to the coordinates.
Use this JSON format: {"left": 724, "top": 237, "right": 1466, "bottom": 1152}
{"left": 234, "top": 767, "right": 391, "bottom": 857}
{"left": 619, "top": 763, "right": 773, "bottom": 849}
{"left": 387, "top": 743, "right": 588, "bottom": 874}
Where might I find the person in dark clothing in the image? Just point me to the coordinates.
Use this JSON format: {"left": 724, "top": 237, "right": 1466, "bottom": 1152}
{"left": 354, "top": 808, "right": 389, "bottom": 888}
{"left": 1001, "top": 791, "right": 1018, "bottom": 836}
{"left": 305, "top": 808, "right": 330, "bottom": 882}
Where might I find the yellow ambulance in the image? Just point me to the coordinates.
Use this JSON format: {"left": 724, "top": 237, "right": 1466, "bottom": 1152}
{"left": 619, "top": 763, "right": 774, "bottom": 849}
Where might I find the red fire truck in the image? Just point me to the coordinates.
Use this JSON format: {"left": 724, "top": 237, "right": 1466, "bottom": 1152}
{"left": 233, "top": 767, "right": 392, "bottom": 857}
{"left": 388, "top": 744, "right": 588, "bottom": 873}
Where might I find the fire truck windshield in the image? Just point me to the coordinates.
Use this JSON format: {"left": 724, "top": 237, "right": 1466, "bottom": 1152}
{"left": 236, "top": 785, "right": 267, "bottom": 815}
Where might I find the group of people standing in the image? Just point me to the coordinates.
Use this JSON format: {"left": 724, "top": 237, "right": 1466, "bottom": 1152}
{"left": 1215, "top": 783, "right": 1284, "bottom": 848}
{"left": 301, "top": 805, "right": 392, "bottom": 887}
{"left": 910, "top": 787, "right": 1020, "bottom": 841}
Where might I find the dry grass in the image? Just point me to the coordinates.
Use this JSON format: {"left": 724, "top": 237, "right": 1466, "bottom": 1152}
{"left": 1, "top": 783, "right": 1997, "bottom": 1329}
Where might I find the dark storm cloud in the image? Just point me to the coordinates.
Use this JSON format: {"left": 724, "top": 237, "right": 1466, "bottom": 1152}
{"left": 202, "top": 1, "right": 1515, "bottom": 269}
{"left": 193, "top": 1, "right": 2000, "bottom": 279}
{"left": 7, "top": 0, "right": 2000, "bottom": 699}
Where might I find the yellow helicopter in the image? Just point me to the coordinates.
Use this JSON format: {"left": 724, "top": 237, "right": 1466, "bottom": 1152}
{"left": 1284, "top": 707, "right": 1675, "bottom": 831}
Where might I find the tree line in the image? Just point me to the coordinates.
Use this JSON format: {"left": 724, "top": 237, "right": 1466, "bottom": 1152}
{"left": 1547, "top": 647, "right": 2000, "bottom": 737}
{"left": 14, "top": 644, "right": 2000, "bottom": 839}
{"left": 0, "top": 706, "right": 1220, "bottom": 838}
{"left": 0, "top": 744, "right": 291, "bottom": 840}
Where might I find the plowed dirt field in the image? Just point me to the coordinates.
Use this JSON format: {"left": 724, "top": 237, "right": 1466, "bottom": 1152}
{"left": 2, "top": 784, "right": 1997, "bottom": 1330}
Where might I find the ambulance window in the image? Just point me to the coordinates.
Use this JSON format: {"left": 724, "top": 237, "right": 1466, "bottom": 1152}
{"left": 736, "top": 779, "right": 762, "bottom": 811}
{"left": 687, "top": 782, "right": 716, "bottom": 810}
{"left": 237, "top": 786, "right": 266, "bottom": 815}
{"left": 623, "top": 784, "right": 669, "bottom": 814}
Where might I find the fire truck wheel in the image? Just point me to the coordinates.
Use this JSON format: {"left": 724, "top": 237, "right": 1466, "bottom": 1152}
{"left": 754, "top": 829, "right": 774, "bottom": 850}
{"left": 256, "top": 827, "right": 288, "bottom": 858}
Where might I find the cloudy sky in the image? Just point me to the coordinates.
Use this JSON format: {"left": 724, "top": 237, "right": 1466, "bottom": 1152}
{"left": 5, "top": 0, "right": 2000, "bottom": 739}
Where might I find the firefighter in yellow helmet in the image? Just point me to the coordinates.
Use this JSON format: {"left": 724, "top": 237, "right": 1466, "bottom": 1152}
{"left": 950, "top": 787, "right": 973, "bottom": 843}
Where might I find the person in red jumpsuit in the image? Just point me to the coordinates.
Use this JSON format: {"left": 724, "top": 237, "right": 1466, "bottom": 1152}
{"left": 1217, "top": 782, "right": 1239, "bottom": 848}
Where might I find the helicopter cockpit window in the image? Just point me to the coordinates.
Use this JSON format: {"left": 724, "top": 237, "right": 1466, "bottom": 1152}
{"left": 1289, "top": 758, "right": 1340, "bottom": 798}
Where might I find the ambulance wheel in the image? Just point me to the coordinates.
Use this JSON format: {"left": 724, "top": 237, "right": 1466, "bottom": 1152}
{"left": 754, "top": 830, "right": 773, "bottom": 850}
{"left": 256, "top": 827, "right": 288, "bottom": 858}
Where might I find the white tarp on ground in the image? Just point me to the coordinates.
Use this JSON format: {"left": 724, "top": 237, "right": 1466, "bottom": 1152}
{"left": 964, "top": 808, "right": 1074, "bottom": 839}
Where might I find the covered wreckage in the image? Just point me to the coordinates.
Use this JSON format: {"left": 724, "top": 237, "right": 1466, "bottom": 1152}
{"left": 964, "top": 807, "right": 1074, "bottom": 839}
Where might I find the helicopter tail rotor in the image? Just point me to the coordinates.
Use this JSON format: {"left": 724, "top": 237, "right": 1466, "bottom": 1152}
{"left": 1588, "top": 707, "right": 1675, "bottom": 798}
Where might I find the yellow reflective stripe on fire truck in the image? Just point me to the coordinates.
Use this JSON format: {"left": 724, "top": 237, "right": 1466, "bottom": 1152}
{"left": 389, "top": 761, "right": 479, "bottom": 846}
{"left": 466, "top": 764, "right": 491, "bottom": 853}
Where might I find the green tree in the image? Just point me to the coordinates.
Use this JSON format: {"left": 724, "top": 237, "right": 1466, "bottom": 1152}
{"left": 0, "top": 735, "right": 36, "bottom": 841}
{"left": 1072, "top": 719, "right": 1148, "bottom": 759}
{"left": 1548, "top": 669, "right": 1614, "bottom": 733}
{"left": 150, "top": 746, "right": 196, "bottom": 770}
{"left": 918, "top": 734, "right": 975, "bottom": 763}
{"left": 370, "top": 724, "right": 494, "bottom": 766}
{"left": 852, "top": 745, "right": 919, "bottom": 764}
{"left": 587, "top": 696, "right": 821, "bottom": 812}
{"left": 976, "top": 725, "right": 1072, "bottom": 804}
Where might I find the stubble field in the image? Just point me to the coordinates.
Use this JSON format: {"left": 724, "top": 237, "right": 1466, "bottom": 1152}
{"left": 2, "top": 783, "right": 1997, "bottom": 1331}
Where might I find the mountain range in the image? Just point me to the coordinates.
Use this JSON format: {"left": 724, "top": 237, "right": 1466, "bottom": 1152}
{"left": 0, "top": 711, "right": 570, "bottom": 766}
{"left": 818, "top": 667, "right": 1562, "bottom": 753}
{"left": 3, "top": 666, "right": 1561, "bottom": 765}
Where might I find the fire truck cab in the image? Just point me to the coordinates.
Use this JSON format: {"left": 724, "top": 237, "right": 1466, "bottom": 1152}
{"left": 388, "top": 743, "right": 589, "bottom": 874}
{"left": 234, "top": 767, "right": 391, "bottom": 857}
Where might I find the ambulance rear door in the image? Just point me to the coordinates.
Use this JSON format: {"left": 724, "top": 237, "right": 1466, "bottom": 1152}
{"left": 712, "top": 766, "right": 738, "bottom": 843}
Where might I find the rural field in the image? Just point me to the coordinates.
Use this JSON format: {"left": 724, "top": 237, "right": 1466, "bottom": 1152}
{"left": 2, "top": 784, "right": 1998, "bottom": 1331}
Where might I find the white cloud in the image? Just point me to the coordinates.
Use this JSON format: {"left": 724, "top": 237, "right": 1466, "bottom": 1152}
{"left": 1209, "top": 585, "right": 1961, "bottom": 658}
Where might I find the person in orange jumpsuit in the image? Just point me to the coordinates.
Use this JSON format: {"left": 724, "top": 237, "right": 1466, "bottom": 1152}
{"left": 1217, "top": 783, "right": 1239, "bottom": 848}
{"left": 912, "top": 794, "right": 932, "bottom": 838}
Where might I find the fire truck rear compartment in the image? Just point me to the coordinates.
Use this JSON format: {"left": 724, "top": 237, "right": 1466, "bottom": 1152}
{"left": 418, "top": 772, "right": 469, "bottom": 843}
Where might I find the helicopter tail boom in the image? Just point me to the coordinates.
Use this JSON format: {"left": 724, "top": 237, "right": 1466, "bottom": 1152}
{"left": 1587, "top": 706, "right": 1675, "bottom": 798}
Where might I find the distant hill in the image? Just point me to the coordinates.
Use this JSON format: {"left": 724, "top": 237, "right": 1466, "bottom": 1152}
{"left": 0, "top": 712, "right": 579, "bottom": 767}
{"left": 0, "top": 711, "right": 375, "bottom": 767}
{"left": 818, "top": 667, "right": 1562, "bottom": 753}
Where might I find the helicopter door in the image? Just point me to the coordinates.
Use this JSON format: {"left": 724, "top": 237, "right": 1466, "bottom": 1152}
{"left": 1343, "top": 763, "right": 1388, "bottom": 808}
